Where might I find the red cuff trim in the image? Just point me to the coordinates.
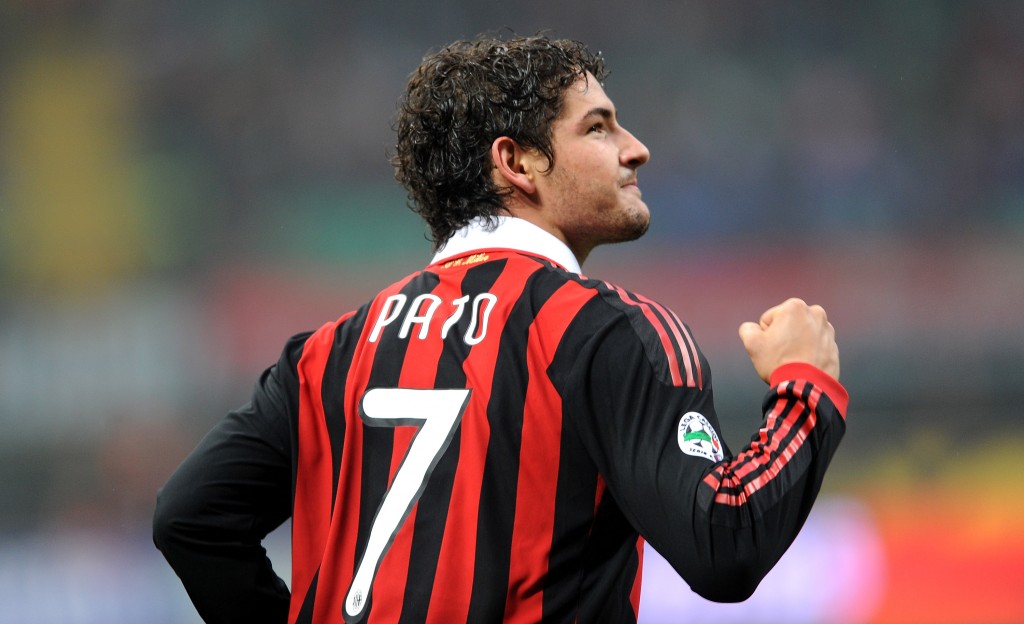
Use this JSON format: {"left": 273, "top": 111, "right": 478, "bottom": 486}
{"left": 769, "top": 362, "right": 849, "bottom": 418}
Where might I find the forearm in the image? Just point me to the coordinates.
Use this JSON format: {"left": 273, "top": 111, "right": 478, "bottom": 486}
{"left": 571, "top": 312, "right": 848, "bottom": 603}
{"left": 154, "top": 408, "right": 293, "bottom": 623}
{"left": 680, "top": 364, "right": 848, "bottom": 600}
{"left": 153, "top": 518, "right": 290, "bottom": 623}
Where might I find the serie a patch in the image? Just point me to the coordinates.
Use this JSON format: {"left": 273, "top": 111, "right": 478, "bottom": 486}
{"left": 677, "top": 411, "right": 724, "bottom": 462}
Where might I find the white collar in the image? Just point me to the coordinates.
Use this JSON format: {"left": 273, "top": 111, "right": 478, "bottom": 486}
{"left": 431, "top": 216, "right": 583, "bottom": 274}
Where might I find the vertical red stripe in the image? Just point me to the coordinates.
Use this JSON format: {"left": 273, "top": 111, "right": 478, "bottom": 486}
{"left": 666, "top": 308, "right": 703, "bottom": 390}
{"left": 593, "top": 476, "right": 607, "bottom": 519}
{"left": 630, "top": 537, "right": 644, "bottom": 619}
{"left": 505, "top": 282, "right": 598, "bottom": 623}
{"left": 305, "top": 278, "right": 412, "bottom": 623}
{"left": 650, "top": 300, "right": 694, "bottom": 387}
{"left": 651, "top": 301, "right": 703, "bottom": 390}
{"left": 364, "top": 425, "right": 416, "bottom": 623}
{"left": 635, "top": 294, "right": 697, "bottom": 388}
{"left": 425, "top": 260, "right": 540, "bottom": 623}
{"left": 368, "top": 284, "right": 451, "bottom": 624}
{"left": 310, "top": 351, "right": 371, "bottom": 622}
{"left": 290, "top": 321, "right": 344, "bottom": 624}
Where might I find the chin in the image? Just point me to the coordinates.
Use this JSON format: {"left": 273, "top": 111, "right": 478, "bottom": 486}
{"left": 626, "top": 219, "right": 649, "bottom": 242}
{"left": 633, "top": 218, "right": 650, "bottom": 239}
{"left": 605, "top": 212, "right": 649, "bottom": 245}
{"left": 625, "top": 205, "right": 651, "bottom": 239}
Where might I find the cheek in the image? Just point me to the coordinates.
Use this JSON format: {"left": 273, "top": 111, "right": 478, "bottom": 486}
{"left": 568, "top": 142, "right": 614, "bottom": 167}
{"left": 588, "top": 142, "right": 616, "bottom": 165}
{"left": 575, "top": 152, "right": 618, "bottom": 190}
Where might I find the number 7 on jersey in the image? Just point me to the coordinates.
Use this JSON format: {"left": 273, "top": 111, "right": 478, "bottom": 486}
{"left": 344, "top": 387, "right": 471, "bottom": 622}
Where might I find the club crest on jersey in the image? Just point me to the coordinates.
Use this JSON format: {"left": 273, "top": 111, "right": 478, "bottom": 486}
{"left": 677, "top": 412, "right": 723, "bottom": 462}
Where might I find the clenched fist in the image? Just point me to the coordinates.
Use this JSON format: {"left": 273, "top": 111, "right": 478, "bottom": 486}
{"left": 738, "top": 298, "right": 840, "bottom": 383}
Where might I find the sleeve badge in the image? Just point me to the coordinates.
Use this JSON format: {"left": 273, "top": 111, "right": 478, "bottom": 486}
{"left": 677, "top": 411, "right": 724, "bottom": 462}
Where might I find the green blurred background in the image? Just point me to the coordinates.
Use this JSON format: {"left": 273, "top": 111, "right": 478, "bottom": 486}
{"left": 1, "top": 1, "right": 1022, "bottom": 622}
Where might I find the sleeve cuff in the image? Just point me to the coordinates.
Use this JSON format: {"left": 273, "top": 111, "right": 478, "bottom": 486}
{"left": 769, "top": 362, "right": 849, "bottom": 418}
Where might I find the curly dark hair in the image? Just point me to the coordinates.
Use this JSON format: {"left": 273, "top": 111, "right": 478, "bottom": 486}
{"left": 391, "top": 34, "right": 608, "bottom": 249}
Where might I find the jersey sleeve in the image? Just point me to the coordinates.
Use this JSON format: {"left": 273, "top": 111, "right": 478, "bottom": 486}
{"left": 152, "top": 331, "right": 311, "bottom": 623}
{"left": 564, "top": 312, "right": 847, "bottom": 602}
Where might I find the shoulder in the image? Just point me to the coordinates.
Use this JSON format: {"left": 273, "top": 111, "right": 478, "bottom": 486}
{"left": 555, "top": 274, "right": 706, "bottom": 389}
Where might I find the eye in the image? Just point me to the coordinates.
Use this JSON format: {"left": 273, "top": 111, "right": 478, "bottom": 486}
{"left": 587, "top": 122, "right": 606, "bottom": 134}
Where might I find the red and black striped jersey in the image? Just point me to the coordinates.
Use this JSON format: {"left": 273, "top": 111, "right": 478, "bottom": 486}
{"left": 154, "top": 218, "right": 848, "bottom": 624}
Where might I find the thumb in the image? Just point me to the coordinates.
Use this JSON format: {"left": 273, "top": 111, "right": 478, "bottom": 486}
{"left": 738, "top": 321, "right": 762, "bottom": 352}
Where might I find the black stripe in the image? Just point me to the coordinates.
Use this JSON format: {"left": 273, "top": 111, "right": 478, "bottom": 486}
{"left": 323, "top": 306, "right": 369, "bottom": 514}
{"left": 352, "top": 272, "right": 440, "bottom": 588}
{"left": 284, "top": 331, "right": 313, "bottom": 498}
{"left": 541, "top": 294, "right": 610, "bottom": 621}
{"left": 576, "top": 495, "right": 639, "bottom": 624}
{"left": 397, "top": 262, "right": 505, "bottom": 623}
{"left": 466, "top": 264, "right": 562, "bottom": 622}
{"left": 543, "top": 425, "right": 601, "bottom": 621}
{"left": 295, "top": 569, "right": 319, "bottom": 623}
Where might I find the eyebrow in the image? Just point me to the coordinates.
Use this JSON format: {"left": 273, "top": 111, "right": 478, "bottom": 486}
{"left": 581, "top": 107, "right": 614, "bottom": 122}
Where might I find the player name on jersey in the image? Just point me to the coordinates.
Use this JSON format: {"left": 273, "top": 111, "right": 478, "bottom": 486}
{"left": 367, "top": 292, "right": 498, "bottom": 346}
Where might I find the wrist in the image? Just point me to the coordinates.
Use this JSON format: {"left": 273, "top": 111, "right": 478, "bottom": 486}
{"left": 769, "top": 362, "right": 849, "bottom": 417}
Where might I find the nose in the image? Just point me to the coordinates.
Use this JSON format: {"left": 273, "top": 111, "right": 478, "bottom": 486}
{"left": 620, "top": 127, "right": 650, "bottom": 168}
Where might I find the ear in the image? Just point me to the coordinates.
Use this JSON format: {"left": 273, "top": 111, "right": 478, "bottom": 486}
{"left": 490, "top": 136, "right": 544, "bottom": 195}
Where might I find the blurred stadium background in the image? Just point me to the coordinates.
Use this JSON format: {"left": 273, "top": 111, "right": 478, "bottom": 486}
{"left": 1, "top": 1, "right": 1022, "bottom": 622}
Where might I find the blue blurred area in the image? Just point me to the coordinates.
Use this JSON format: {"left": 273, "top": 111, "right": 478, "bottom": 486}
{"left": 1, "top": 1, "right": 1022, "bottom": 622}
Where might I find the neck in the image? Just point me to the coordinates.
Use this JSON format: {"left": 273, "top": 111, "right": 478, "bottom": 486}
{"left": 501, "top": 205, "right": 591, "bottom": 268}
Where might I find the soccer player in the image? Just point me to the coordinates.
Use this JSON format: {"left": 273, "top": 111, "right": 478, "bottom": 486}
{"left": 154, "top": 35, "right": 846, "bottom": 624}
